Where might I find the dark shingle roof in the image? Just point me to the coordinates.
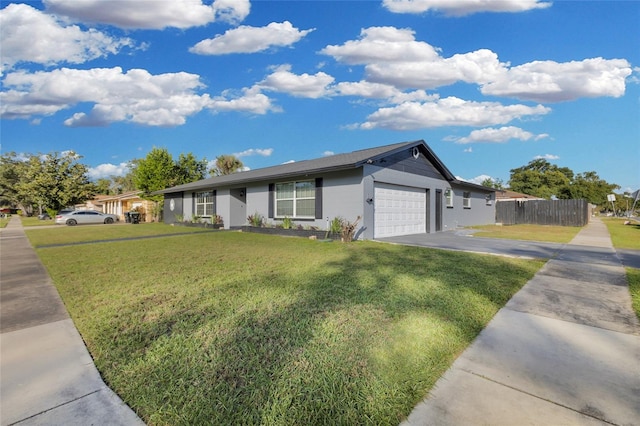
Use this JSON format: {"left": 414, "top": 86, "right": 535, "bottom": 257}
{"left": 155, "top": 140, "right": 494, "bottom": 194}
{"left": 157, "top": 140, "right": 433, "bottom": 194}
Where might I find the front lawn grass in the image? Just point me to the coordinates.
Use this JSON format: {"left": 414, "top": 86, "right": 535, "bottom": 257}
{"left": 20, "top": 216, "right": 56, "bottom": 227}
{"left": 37, "top": 232, "right": 543, "bottom": 425}
{"left": 469, "top": 223, "right": 581, "bottom": 243}
{"left": 628, "top": 268, "right": 640, "bottom": 321}
{"left": 25, "top": 222, "right": 212, "bottom": 247}
{"left": 602, "top": 217, "right": 640, "bottom": 250}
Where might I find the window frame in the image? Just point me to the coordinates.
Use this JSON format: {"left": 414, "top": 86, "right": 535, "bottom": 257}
{"left": 195, "top": 190, "right": 215, "bottom": 217}
{"left": 444, "top": 188, "right": 454, "bottom": 208}
{"left": 463, "top": 191, "right": 471, "bottom": 209}
{"left": 275, "top": 180, "right": 316, "bottom": 219}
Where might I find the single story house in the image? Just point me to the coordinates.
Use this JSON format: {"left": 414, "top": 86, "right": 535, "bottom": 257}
{"left": 495, "top": 189, "right": 544, "bottom": 202}
{"left": 102, "top": 191, "right": 155, "bottom": 223}
{"left": 157, "top": 140, "right": 496, "bottom": 240}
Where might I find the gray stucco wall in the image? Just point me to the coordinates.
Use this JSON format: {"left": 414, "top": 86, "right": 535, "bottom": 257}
{"left": 446, "top": 184, "right": 495, "bottom": 229}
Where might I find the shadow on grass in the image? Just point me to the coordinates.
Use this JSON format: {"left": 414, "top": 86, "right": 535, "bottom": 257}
{"left": 83, "top": 239, "right": 540, "bottom": 425}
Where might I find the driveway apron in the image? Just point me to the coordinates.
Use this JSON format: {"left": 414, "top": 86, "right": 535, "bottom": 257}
{"left": 0, "top": 216, "right": 144, "bottom": 426}
{"left": 400, "top": 217, "right": 640, "bottom": 425}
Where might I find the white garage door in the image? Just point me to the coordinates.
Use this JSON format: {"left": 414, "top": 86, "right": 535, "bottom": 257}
{"left": 374, "top": 183, "right": 426, "bottom": 238}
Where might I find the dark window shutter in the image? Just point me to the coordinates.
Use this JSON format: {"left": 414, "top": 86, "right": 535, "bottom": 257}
{"left": 213, "top": 190, "right": 217, "bottom": 215}
{"left": 315, "top": 178, "right": 323, "bottom": 219}
{"left": 268, "top": 184, "right": 275, "bottom": 218}
{"left": 192, "top": 193, "right": 195, "bottom": 215}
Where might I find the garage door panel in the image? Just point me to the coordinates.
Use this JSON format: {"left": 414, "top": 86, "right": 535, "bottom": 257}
{"left": 374, "top": 183, "right": 426, "bottom": 238}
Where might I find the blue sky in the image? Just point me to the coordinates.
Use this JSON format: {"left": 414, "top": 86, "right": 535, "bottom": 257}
{"left": 1, "top": 0, "right": 639, "bottom": 192}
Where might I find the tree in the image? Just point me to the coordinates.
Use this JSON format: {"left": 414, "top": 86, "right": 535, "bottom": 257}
{"left": 569, "top": 171, "right": 619, "bottom": 206}
{"left": 175, "top": 152, "right": 207, "bottom": 185}
{"left": 508, "top": 159, "right": 619, "bottom": 206}
{"left": 481, "top": 177, "right": 504, "bottom": 189}
{"left": 4, "top": 151, "right": 95, "bottom": 215}
{"left": 94, "top": 178, "right": 113, "bottom": 195}
{"left": 132, "top": 148, "right": 175, "bottom": 198}
{"left": 132, "top": 148, "right": 208, "bottom": 221}
{"left": 111, "top": 161, "right": 138, "bottom": 194}
{"left": 508, "top": 159, "right": 573, "bottom": 199}
{"left": 210, "top": 154, "right": 244, "bottom": 176}
{"left": 0, "top": 152, "right": 25, "bottom": 209}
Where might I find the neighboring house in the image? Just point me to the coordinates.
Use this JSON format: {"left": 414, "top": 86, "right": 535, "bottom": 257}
{"left": 157, "top": 140, "right": 496, "bottom": 240}
{"left": 75, "top": 195, "right": 111, "bottom": 212}
{"left": 102, "top": 191, "right": 155, "bottom": 223}
{"left": 495, "top": 189, "right": 544, "bottom": 202}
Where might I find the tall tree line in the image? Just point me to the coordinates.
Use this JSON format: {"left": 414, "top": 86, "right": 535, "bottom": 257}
{"left": 1, "top": 148, "right": 244, "bottom": 217}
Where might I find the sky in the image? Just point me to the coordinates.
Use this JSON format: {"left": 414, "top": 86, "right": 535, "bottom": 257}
{"left": 1, "top": 0, "right": 639, "bottom": 193}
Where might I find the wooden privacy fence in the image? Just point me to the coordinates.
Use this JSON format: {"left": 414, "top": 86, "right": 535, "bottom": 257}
{"left": 496, "top": 199, "right": 589, "bottom": 227}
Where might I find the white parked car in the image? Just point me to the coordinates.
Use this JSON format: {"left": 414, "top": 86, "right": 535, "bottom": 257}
{"left": 55, "top": 210, "right": 119, "bottom": 226}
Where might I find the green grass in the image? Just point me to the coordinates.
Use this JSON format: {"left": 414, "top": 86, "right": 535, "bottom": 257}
{"left": 20, "top": 216, "right": 57, "bottom": 227}
{"left": 0, "top": 217, "right": 9, "bottom": 228}
{"left": 36, "top": 231, "right": 543, "bottom": 425}
{"left": 25, "top": 223, "right": 214, "bottom": 247}
{"left": 628, "top": 268, "right": 640, "bottom": 321}
{"left": 602, "top": 217, "right": 640, "bottom": 250}
{"left": 469, "top": 223, "right": 581, "bottom": 243}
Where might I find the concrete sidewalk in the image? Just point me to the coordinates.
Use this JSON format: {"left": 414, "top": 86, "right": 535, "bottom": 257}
{"left": 402, "top": 217, "right": 640, "bottom": 425}
{"left": 0, "top": 216, "right": 144, "bottom": 426}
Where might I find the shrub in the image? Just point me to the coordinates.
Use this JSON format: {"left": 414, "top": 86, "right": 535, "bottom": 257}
{"left": 247, "top": 212, "right": 264, "bottom": 227}
{"left": 282, "top": 216, "right": 293, "bottom": 229}
{"left": 329, "top": 216, "right": 344, "bottom": 235}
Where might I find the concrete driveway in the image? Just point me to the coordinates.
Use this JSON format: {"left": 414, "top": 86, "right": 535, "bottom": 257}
{"left": 378, "top": 229, "right": 640, "bottom": 269}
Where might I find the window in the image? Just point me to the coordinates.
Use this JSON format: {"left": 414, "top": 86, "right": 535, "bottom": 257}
{"left": 275, "top": 180, "right": 315, "bottom": 218}
{"left": 195, "top": 191, "right": 214, "bottom": 216}
{"left": 444, "top": 189, "right": 453, "bottom": 207}
{"left": 463, "top": 191, "right": 471, "bottom": 208}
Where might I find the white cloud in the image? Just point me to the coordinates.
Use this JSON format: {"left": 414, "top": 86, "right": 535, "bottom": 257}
{"left": 463, "top": 147, "right": 473, "bottom": 153}
{"left": 322, "top": 151, "right": 335, "bottom": 156}
{"left": 209, "top": 86, "right": 279, "bottom": 115}
{"left": 333, "top": 80, "right": 438, "bottom": 103}
{"left": 43, "top": 0, "right": 249, "bottom": 29}
{"left": 321, "top": 26, "right": 631, "bottom": 103}
{"left": 320, "top": 27, "right": 441, "bottom": 65}
{"left": 233, "top": 148, "right": 274, "bottom": 157}
{"left": 382, "top": 0, "right": 551, "bottom": 16}
{"left": 259, "top": 65, "right": 335, "bottom": 98}
{"left": 356, "top": 97, "right": 551, "bottom": 130}
{"left": 0, "top": 3, "right": 134, "bottom": 72}
{"left": 450, "top": 126, "right": 549, "bottom": 144}
{"left": 481, "top": 58, "right": 632, "bottom": 102}
{"left": 88, "top": 162, "right": 130, "bottom": 179}
{"left": 534, "top": 154, "right": 560, "bottom": 160}
{"left": 456, "top": 174, "right": 494, "bottom": 185}
{"left": 321, "top": 27, "right": 507, "bottom": 90}
{"left": 1, "top": 67, "right": 211, "bottom": 126}
{"left": 190, "top": 21, "right": 314, "bottom": 55}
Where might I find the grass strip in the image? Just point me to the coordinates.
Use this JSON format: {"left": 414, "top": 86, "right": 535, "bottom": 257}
{"left": 627, "top": 268, "right": 640, "bottom": 321}
{"left": 37, "top": 232, "right": 542, "bottom": 425}
{"left": 602, "top": 218, "right": 640, "bottom": 250}
{"left": 25, "top": 223, "right": 212, "bottom": 247}
{"left": 469, "top": 223, "right": 581, "bottom": 243}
